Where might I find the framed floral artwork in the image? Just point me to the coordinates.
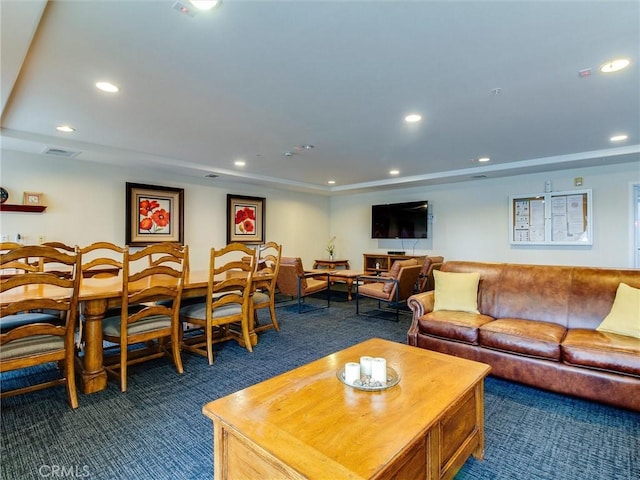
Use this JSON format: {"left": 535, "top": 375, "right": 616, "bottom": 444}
{"left": 226, "top": 194, "right": 265, "bottom": 244}
{"left": 126, "top": 182, "right": 184, "bottom": 246}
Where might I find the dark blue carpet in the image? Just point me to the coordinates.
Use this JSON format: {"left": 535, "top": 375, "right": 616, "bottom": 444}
{"left": 2, "top": 292, "right": 639, "bottom": 479}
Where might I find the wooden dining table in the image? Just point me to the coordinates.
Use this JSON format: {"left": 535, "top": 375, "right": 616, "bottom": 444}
{"left": 1, "top": 269, "right": 262, "bottom": 394}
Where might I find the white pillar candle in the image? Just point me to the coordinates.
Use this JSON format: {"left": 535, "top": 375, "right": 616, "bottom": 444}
{"left": 371, "top": 357, "right": 387, "bottom": 383}
{"left": 360, "top": 356, "right": 373, "bottom": 376}
{"left": 344, "top": 362, "right": 361, "bottom": 385}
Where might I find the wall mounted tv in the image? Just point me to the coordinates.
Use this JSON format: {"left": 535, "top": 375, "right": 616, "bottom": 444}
{"left": 371, "top": 201, "right": 428, "bottom": 239}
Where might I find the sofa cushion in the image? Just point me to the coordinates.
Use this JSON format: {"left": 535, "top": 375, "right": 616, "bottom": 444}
{"left": 419, "top": 310, "right": 495, "bottom": 344}
{"left": 562, "top": 329, "right": 640, "bottom": 377}
{"left": 596, "top": 283, "right": 640, "bottom": 339}
{"left": 479, "top": 318, "right": 566, "bottom": 361}
{"left": 382, "top": 259, "right": 418, "bottom": 294}
{"left": 433, "top": 270, "right": 480, "bottom": 313}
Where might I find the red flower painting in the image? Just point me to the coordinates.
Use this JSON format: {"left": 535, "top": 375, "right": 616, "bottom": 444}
{"left": 234, "top": 206, "right": 256, "bottom": 234}
{"left": 138, "top": 197, "right": 171, "bottom": 233}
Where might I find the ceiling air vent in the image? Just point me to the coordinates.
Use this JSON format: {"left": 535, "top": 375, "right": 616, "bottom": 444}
{"left": 41, "top": 147, "right": 80, "bottom": 158}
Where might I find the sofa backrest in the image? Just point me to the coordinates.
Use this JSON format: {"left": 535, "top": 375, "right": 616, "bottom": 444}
{"left": 566, "top": 267, "right": 640, "bottom": 329}
{"left": 441, "top": 261, "right": 640, "bottom": 329}
{"left": 441, "top": 261, "right": 504, "bottom": 320}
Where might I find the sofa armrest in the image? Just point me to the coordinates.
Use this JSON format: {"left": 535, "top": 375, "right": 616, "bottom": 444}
{"left": 407, "top": 291, "right": 435, "bottom": 318}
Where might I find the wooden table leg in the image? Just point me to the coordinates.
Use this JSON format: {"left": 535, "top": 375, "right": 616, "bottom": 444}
{"left": 472, "top": 382, "right": 485, "bottom": 460}
{"left": 345, "top": 278, "right": 354, "bottom": 301}
{"left": 78, "top": 299, "right": 108, "bottom": 394}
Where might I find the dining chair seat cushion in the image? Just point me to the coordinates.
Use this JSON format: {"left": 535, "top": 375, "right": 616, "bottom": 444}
{"left": 0, "top": 313, "right": 61, "bottom": 333}
{"left": 179, "top": 302, "right": 242, "bottom": 321}
{"left": 252, "top": 292, "right": 270, "bottom": 304}
{"left": 102, "top": 314, "right": 172, "bottom": 337}
{"left": 0, "top": 334, "right": 64, "bottom": 360}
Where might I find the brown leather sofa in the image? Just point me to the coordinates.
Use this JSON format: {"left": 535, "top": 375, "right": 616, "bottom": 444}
{"left": 407, "top": 261, "right": 640, "bottom": 411}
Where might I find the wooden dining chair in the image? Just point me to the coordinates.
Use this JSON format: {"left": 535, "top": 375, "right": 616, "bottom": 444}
{"left": 252, "top": 241, "right": 282, "bottom": 333}
{"left": 179, "top": 243, "right": 256, "bottom": 365}
{"left": 102, "top": 243, "right": 188, "bottom": 392}
{"left": 0, "top": 245, "right": 82, "bottom": 408}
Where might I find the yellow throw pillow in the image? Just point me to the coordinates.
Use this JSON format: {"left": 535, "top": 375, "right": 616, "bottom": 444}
{"left": 433, "top": 270, "right": 480, "bottom": 313}
{"left": 596, "top": 283, "right": 640, "bottom": 339}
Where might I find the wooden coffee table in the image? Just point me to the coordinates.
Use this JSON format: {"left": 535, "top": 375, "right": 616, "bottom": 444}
{"left": 327, "top": 269, "right": 362, "bottom": 301}
{"left": 202, "top": 338, "right": 491, "bottom": 480}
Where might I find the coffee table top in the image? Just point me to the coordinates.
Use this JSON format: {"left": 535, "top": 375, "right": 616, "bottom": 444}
{"left": 203, "top": 338, "right": 490, "bottom": 479}
{"left": 326, "top": 269, "right": 363, "bottom": 278}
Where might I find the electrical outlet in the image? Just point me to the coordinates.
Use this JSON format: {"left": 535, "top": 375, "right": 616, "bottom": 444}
{"left": 38, "top": 235, "right": 46, "bottom": 244}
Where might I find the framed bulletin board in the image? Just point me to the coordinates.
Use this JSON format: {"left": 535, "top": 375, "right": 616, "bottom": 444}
{"left": 509, "top": 189, "right": 592, "bottom": 245}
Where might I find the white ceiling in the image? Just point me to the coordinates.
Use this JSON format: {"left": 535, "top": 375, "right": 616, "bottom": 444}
{"left": 1, "top": 0, "right": 639, "bottom": 194}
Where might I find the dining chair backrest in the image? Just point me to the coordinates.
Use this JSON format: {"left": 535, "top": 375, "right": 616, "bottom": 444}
{"left": 0, "top": 245, "right": 82, "bottom": 408}
{"left": 123, "top": 243, "right": 188, "bottom": 318}
{"left": 41, "top": 241, "right": 75, "bottom": 252}
{"left": 146, "top": 242, "right": 190, "bottom": 273}
{"left": 39, "top": 242, "right": 78, "bottom": 276}
{"left": 79, "top": 241, "right": 125, "bottom": 278}
{"left": 0, "top": 242, "right": 40, "bottom": 273}
{"left": 210, "top": 243, "right": 255, "bottom": 298}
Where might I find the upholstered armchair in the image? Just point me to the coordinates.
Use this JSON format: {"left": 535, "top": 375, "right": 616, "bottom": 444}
{"left": 418, "top": 256, "right": 444, "bottom": 292}
{"left": 276, "top": 257, "right": 329, "bottom": 313}
{"left": 356, "top": 259, "right": 422, "bottom": 321}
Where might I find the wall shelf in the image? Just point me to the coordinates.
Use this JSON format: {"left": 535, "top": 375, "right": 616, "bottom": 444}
{"left": 0, "top": 204, "right": 47, "bottom": 213}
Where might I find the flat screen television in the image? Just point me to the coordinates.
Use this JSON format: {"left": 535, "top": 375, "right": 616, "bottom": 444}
{"left": 371, "top": 201, "right": 428, "bottom": 239}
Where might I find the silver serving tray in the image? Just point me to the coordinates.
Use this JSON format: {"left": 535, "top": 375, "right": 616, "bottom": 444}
{"left": 336, "top": 366, "right": 400, "bottom": 391}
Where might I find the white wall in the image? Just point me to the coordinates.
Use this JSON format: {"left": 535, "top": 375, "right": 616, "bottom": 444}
{"left": 2, "top": 150, "right": 639, "bottom": 270}
{"left": 330, "top": 161, "right": 640, "bottom": 269}
{"left": 0, "top": 150, "right": 329, "bottom": 269}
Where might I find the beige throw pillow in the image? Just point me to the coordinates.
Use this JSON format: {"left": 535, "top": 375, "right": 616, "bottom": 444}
{"left": 433, "top": 270, "right": 480, "bottom": 313}
{"left": 596, "top": 283, "right": 640, "bottom": 339}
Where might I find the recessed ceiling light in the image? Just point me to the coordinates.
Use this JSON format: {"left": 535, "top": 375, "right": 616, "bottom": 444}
{"left": 189, "top": 0, "right": 221, "bottom": 10}
{"left": 404, "top": 114, "right": 422, "bottom": 123}
{"left": 56, "top": 125, "right": 75, "bottom": 133}
{"left": 234, "top": 160, "right": 246, "bottom": 167}
{"left": 600, "top": 58, "right": 630, "bottom": 73}
{"left": 327, "top": 180, "right": 336, "bottom": 185}
{"left": 478, "top": 157, "right": 491, "bottom": 163}
{"left": 95, "top": 81, "right": 119, "bottom": 93}
{"left": 610, "top": 134, "right": 628, "bottom": 142}
{"left": 389, "top": 169, "right": 400, "bottom": 175}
